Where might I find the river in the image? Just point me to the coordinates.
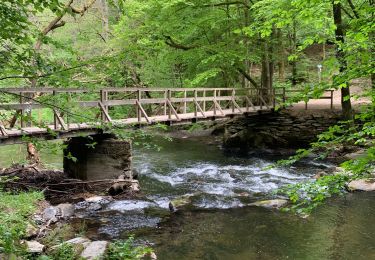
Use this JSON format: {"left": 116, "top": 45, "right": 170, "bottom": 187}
{"left": 0, "top": 136, "right": 374, "bottom": 259}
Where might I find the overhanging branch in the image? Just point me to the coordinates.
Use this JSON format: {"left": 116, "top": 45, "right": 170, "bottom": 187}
{"left": 237, "top": 67, "right": 259, "bottom": 89}
{"left": 164, "top": 35, "right": 197, "bottom": 50}
{"left": 201, "top": 1, "right": 250, "bottom": 9}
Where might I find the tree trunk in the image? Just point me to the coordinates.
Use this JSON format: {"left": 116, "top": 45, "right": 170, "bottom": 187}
{"left": 291, "top": 21, "right": 297, "bottom": 87}
{"left": 277, "top": 29, "right": 285, "bottom": 82}
{"left": 261, "top": 41, "right": 270, "bottom": 90}
{"left": 100, "top": 0, "right": 109, "bottom": 41}
{"left": 333, "top": 2, "right": 353, "bottom": 120}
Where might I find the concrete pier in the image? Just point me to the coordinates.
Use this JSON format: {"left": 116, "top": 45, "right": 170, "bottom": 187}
{"left": 63, "top": 135, "right": 132, "bottom": 180}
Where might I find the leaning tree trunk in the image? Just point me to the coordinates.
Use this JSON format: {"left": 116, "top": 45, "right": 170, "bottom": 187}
{"left": 333, "top": 2, "right": 353, "bottom": 120}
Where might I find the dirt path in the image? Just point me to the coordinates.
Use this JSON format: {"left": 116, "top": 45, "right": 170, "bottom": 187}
{"left": 290, "top": 84, "right": 371, "bottom": 111}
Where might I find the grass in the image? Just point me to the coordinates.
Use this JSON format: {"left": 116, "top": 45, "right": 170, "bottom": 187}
{"left": 0, "top": 191, "right": 44, "bottom": 256}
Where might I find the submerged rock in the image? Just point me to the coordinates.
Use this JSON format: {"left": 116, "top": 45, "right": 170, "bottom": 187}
{"left": 348, "top": 179, "right": 375, "bottom": 192}
{"left": 80, "top": 241, "right": 108, "bottom": 260}
{"left": 249, "top": 199, "right": 288, "bottom": 209}
{"left": 169, "top": 195, "right": 194, "bottom": 212}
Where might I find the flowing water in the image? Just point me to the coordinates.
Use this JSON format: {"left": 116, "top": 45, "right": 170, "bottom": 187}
{"left": 1, "top": 136, "right": 374, "bottom": 259}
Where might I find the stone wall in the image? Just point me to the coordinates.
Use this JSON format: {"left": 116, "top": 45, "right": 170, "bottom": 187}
{"left": 220, "top": 109, "right": 343, "bottom": 150}
{"left": 63, "top": 135, "right": 132, "bottom": 180}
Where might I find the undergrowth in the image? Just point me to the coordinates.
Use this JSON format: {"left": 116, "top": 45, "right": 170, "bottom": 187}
{"left": 0, "top": 191, "right": 44, "bottom": 256}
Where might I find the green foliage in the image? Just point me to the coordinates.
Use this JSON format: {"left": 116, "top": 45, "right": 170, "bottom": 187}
{"left": 278, "top": 173, "right": 350, "bottom": 214}
{"left": 0, "top": 191, "right": 44, "bottom": 255}
{"left": 105, "top": 236, "right": 153, "bottom": 260}
{"left": 48, "top": 243, "right": 76, "bottom": 260}
{"left": 277, "top": 99, "right": 375, "bottom": 213}
{"left": 41, "top": 224, "right": 75, "bottom": 249}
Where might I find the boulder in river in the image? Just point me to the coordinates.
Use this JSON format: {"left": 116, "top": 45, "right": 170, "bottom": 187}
{"left": 169, "top": 194, "right": 195, "bottom": 212}
{"left": 348, "top": 179, "right": 375, "bottom": 192}
{"left": 249, "top": 199, "right": 288, "bottom": 209}
{"left": 80, "top": 241, "right": 108, "bottom": 260}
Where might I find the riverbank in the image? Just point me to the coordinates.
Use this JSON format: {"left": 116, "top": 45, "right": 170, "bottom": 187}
{"left": 0, "top": 188, "right": 155, "bottom": 259}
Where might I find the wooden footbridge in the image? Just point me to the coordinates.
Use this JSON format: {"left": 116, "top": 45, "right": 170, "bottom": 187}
{"left": 0, "top": 87, "right": 336, "bottom": 145}
{"left": 0, "top": 87, "right": 276, "bottom": 144}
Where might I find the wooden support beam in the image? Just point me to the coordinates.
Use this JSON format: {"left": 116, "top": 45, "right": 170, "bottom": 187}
{"left": 231, "top": 99, "right": 243, "bottom": 113}
{"left": 245, "top": 96, "right": 257, "bottom": 111}
{"left": 135, "top": 100, "right": 152, "bottom": 123}
{"left": 259, "top": 95, "right": 270, "bottom": 109}
{"left": 98, "top": 102, "right": 112, "bottom": 122}
{"left": 53, "top": 109, "right": 67, "bottom": 130}
{"left": 166, "top": 99, "right": 180, "bottom": 121}
{"left": 0, "top": 125, "right": 8, "bottom": 137}
{"left": 194, "top": 99, "right": 206, "bottom": 118}
{"left": 213, "top": 100, "right": 225, "bottom": 116}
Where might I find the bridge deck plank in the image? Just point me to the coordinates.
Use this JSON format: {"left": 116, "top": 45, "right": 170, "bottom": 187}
{"left": 1, "top": 107, "right": 267, "bottom": 141}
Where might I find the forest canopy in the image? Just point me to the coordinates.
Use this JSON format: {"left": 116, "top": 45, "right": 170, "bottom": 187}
{"left": 0, "top": 0, "right": 374, "bottom": 172}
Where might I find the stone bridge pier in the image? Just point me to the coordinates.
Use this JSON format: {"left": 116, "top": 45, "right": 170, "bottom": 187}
{"left": 63, "top": 134, "right": 133, "bottom": 180}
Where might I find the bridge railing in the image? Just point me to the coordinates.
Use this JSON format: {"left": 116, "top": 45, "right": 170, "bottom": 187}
{"left": 274, "top": 87, "right": 334, "bottom": 109}
{"left": 0, "top": 87, "right": 275, "bottom": 135}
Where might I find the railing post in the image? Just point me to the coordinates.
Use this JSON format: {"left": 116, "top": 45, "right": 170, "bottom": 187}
{"left": 168, "top": 89, "right": 172, "bottom": 119}
{"left": 137, "top": 90, "right": 141, "bottom": 122}
{"left": 194, "top": 90, "right": 197, "bottom": 117}
{"left": 330, "top": 90, "right": 334, "bottom": 109}
{"left": 218, "top": 90, "right": 221, "bottom": 109}
{"left": 231, "top": 89, "right": 235, "bottom": 113}
{"left": 164, "top": 90, "right": 167, "bottom": 116}
{"left": 259, "top": 88, "right": 263, "bottom": 109}
{"left": 67, "top": 93, "right": 71, "bottom": 129}
{"left": 19, "top": 92, "right": 25, "bottom": 128}
{"left": 100, "top": 89, "right": 105, "bottom": 122}
{"left": 53, "top": 90, "right": 58, "bottom": 130}
{"left": 213, "top": 89, "right": 217, "bottom": 116}
{"left": 183, "top": 90, "right": 187, "bottom": 114}
{"left": 246, "top": 90, "right": 249, "bottom": 112}
{"left": 203, "top": 90, "right": 206, "bottom": 112}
